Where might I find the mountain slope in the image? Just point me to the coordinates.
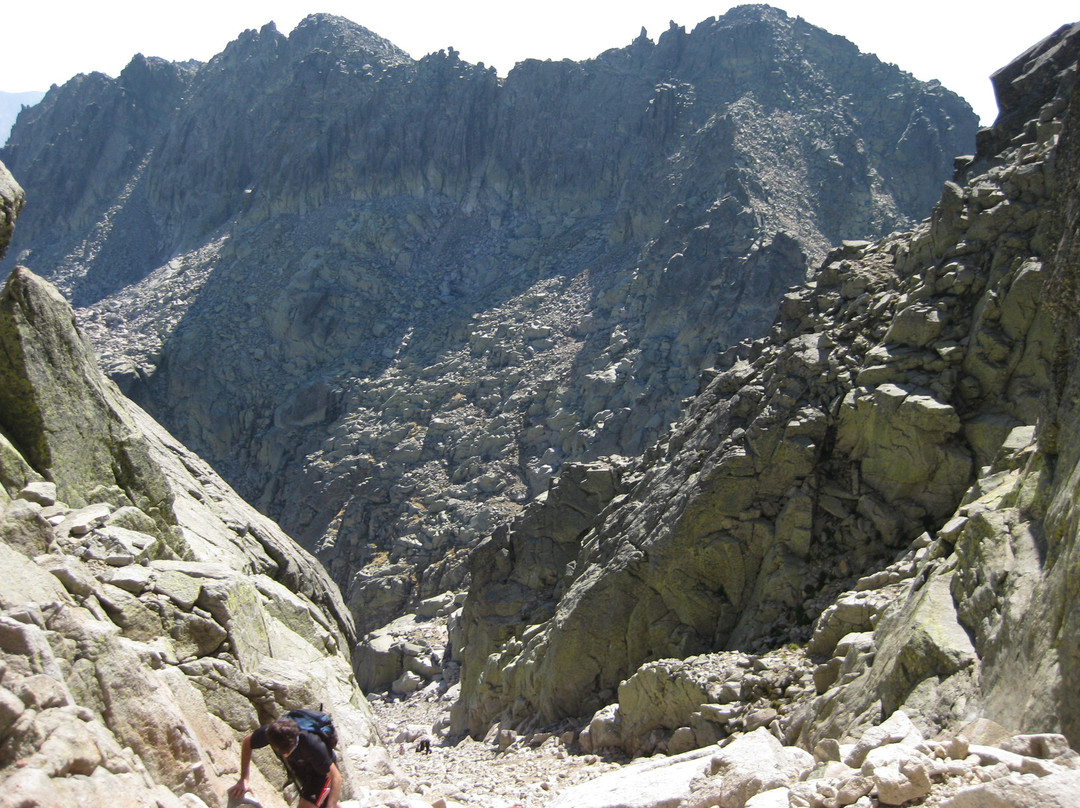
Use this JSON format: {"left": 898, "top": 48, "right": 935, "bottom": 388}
{"left": 454, "top": 20, "right": 1080, "bottom": 750}
{"left": 0, "top": 7, "right": 977, "bottom": 630}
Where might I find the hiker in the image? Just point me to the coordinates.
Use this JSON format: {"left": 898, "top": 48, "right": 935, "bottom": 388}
{"left": 229, "top": 715, "right": 342, "bottom": 808}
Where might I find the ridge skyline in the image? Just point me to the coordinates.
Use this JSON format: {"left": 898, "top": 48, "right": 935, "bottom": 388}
{"left": 4, "top": 1, "right": 1078, "bottom": 126}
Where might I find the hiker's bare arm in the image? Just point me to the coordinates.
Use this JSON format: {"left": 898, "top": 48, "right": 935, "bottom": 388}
{"left": 228, "top": 735, "right": 254, "bottom": 798}
{"left": 326, "top": 762, "right": 343, "bottom": 808}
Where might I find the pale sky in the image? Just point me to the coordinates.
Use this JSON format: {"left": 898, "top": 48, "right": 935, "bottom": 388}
{"left": 4, "top": 2, "right": 1078, "bottom": 125}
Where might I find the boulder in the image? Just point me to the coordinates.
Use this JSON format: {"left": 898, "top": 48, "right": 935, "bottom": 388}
{"left": 548, "top": 746, "right": 717, "bottom": 808}
{"left": 836, "top": 384, "right": 971, "bottom": 520}
{"left": 872, "top": 756, "right": 932, "bottom": 805}
{"left": 942, "top": 770, "right": 1080, "bottom": 807}
{"left": 579, "top": 704, "right": 624, "bottom": 754}
{"left": 687, "top": 728, "right": 813, "bottom": 808}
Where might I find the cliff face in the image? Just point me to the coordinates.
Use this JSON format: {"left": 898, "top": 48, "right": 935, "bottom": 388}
{"left": 0, "top": 7, "right": 977, "bottom": 630}
{"left": 455, "top": 21, "right": 1080, "bottom": 750}
{"left": 0, "top": 167, "right": 383, "bottom": 803}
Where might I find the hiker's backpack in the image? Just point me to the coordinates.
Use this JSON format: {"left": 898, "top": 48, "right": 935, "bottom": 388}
{"left": 286, "top": 708, "right": 338, "bottom": 756}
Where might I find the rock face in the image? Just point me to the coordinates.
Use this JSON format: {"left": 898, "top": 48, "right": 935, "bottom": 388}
{"left": 0, "top": 7, "right": 977, "bottom": 629}
{"left": 454, "top": 19, "right": 1080, "bottom": 759}
{"left": 0, "top": 255, "right": 380, "bottom": 801}
{"left": 0, "top": 161, "right": 21, "bottom": 260}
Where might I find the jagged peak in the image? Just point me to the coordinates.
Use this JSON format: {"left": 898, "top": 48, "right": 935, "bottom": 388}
{"left": 683, "top": 3, "right": 796, "bottom": 34}
{"left": 289, "top": 12, "right": 412, "bottom": 68}
{"left": 980, "top": 20, "right": 1080, "bottom": 155}
{"left": 117, "top": 53, "right": 199, "bottom": 95}
{"left": 204, "top": 20, "right": 288, "bottom": 73}
{"left": 689, "top": 4, "right": 843, "bottom": 52}
{"left": 721, "top": 3, "right": 794, "bottom": 24}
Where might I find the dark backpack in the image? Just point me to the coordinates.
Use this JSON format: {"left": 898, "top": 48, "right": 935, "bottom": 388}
{"left": 286, "top": 708, "right": 338, "bottom": 755}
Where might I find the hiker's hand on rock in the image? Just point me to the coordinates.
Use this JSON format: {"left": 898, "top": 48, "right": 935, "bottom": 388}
{"left": 228, "top": 778, "right": 249, "bottom": 799}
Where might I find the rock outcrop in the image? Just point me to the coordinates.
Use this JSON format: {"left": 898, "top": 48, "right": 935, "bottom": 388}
{"left": 0, "top": 7, "right": 977, "bottom": 630}
{"left": 0, "top": 172, "right": 381, "bottom": 805}
{"left": 454, "top": 19, "right": 1080, "bottom": 765}
{"left": 0, "top": 161, "right": 20, "bottom": 260}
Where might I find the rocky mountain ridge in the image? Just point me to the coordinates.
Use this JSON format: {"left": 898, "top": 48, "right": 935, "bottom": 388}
{"left": 0, "top": 6, "right": 977, "bottom": 631}
{"left": 454, "top": 18, "right": 1080, "bottom": 768}
{"left": 0, "top": 92, "right": 44, "bottom": 148}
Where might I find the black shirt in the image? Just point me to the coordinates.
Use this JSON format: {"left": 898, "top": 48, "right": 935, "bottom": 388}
{"left": 251, "top": 725, "right": 333, "bottom": 802}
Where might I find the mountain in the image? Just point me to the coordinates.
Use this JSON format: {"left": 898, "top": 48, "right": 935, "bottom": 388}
{"left": 0, "top": 91, "right": 44, "bottom": 146}
{"left": 5, "top": 10, "right": 1080, "bottom": 808}
{"left": 454, "top": 20, "right": 1080, "bottom": 757}
{"left": 0, "top": 7, "right": 978, "bottom": 635}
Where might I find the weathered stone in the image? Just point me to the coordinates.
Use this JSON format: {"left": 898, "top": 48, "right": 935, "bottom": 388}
{"left": 808, "top": 595, "right": 884, "bottom": 658}
{"left": 356, "top": 631, "right": 406, "bottom": 693}
{"left": 845, "top": 711, "right": 923, "bottom": 768}
{"left": 688, "top": 728, "right": 814, "bottom": 808}
{"left": 19, "top": 481, "right": 57, "bottom": 506}
{"left": 392, "top": 671, "right": 423, "bottom": 695}
{"left": 91, "top": 524, "right": 159, "bottom": 563}
{"left": 941, "top": 770, "right": 1080, "bottom": 807}
{"left": 873, "top": 757, "right": 932, "bottom": 805}
{"left": 0, "top": 498, "right": 51, "bottom": 556}
{"left": 874, "top": 573, "right": 977, "bottom": 718}
{"left": 59, "top": 503, "right": 112, "bottom": 536}
{"left": 197, "top": 577, "right": 270, "bottom": 673}
{"left": 617, "top": 659, "right": 722, "bottom": 749}
{"left": 958, "top": 718, "right": 1014, "bottom": 748}
{"left": 35, "top": 554, "right": 98, "bottom": 598}
{"left": 1001, "top": 733, "right": 1073, "bottom": 760}
{"left": 151, "top": 569, "right": 203, "bottom": 610}
{"left": 579, "top": 704, "right": 624, "bottom": 755}
{"left": 744, "top": 788, "right": 791, "bottom": 808}
{"left": 0, "top": 541, "right": 70, "bottom": 610}
{"left": 836, "top": 774, "right": 874, "bottom": 804}
{"left": 105, "top": 564, "right": 154, "bottom": 594}
{"left": 549, "top": 745, "right": 716, "bottom": 808}
{"left": 836, "top": 384, "right": 970, "bottom": 519}
{"left": 884, "top": 304, "right": 944, "bottom": 347}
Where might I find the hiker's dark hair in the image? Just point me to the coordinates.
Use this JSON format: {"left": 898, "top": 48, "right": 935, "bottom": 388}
{"left": 267, "top": 717, "right": 300, "bottom": 750}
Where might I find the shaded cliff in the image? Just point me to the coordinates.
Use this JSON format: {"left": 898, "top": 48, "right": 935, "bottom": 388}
{"left": 0, "top": 7, "right": 977, "bottom": 630}
{"left": 454, "top": 21, "right": 1080, "bottom": 753}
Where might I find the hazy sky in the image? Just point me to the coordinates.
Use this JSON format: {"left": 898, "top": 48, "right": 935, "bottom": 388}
{"left": 4, "top": 2, "right": 1078, "bottom": 124}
